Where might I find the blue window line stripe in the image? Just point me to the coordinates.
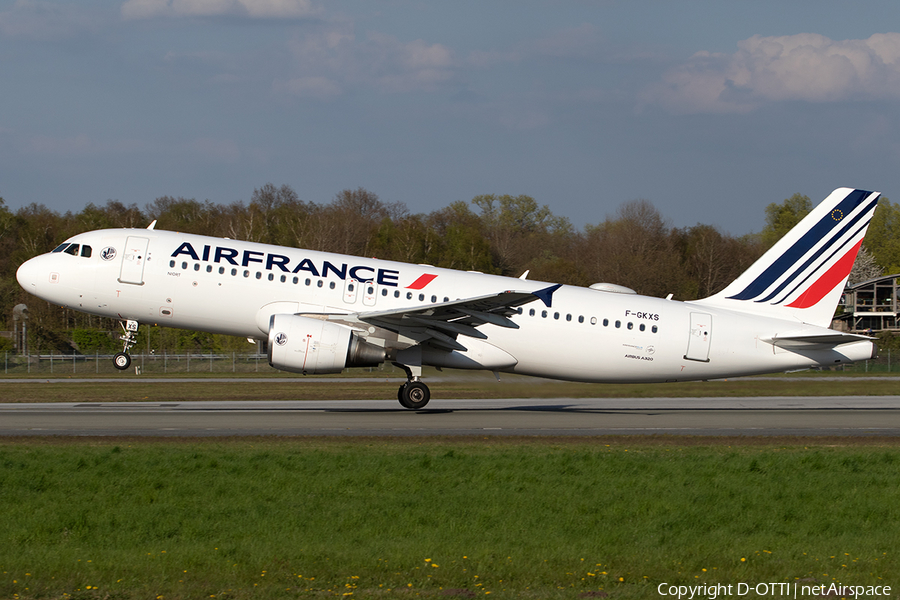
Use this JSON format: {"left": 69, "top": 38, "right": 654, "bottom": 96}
{"left": 754, "top": 198, "right": 877, "bottom": 303}
{"left": 727, "top": 190, "right": 872, "bottom": 301}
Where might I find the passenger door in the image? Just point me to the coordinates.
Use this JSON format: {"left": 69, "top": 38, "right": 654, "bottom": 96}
{"left": 119, "top": 236, "right": 149, "bottom": 285}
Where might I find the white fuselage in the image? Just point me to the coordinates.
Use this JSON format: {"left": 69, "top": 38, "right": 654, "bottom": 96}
{"left": 16, "top": 228, "right": 874, "bottom": 383}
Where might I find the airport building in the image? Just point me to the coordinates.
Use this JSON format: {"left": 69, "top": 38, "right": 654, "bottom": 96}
{"left": 834, "top": 275, "right": 900, "bottom": 333}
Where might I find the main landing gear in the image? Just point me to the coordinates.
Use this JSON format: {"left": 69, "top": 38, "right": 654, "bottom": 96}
{"left": 395, "top": 363, "right": 431, "bottom": 409}
{"left": 113, "top": 319, "right": 139, "bottom": 371}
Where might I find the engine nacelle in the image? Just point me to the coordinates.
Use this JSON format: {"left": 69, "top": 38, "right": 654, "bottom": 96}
{"left": 267, "top": 314, "right": 385, "bottom": 374}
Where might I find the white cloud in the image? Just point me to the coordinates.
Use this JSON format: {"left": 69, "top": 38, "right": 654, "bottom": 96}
{"left": 642, "top": 33, "right": 900, "bottom": 114}
{"left": 121, "top": 0, "right": 320, "bottom": 20}
{"left": 275, "top": 26, "right": 456, "bottom": 98}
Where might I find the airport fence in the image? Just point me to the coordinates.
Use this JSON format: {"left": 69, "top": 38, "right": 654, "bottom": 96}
{"left": 0, "top": 350, "right": 898, "bottom": 377}
{"left": 0, "top": 351, "right": 397, "bottom": 377}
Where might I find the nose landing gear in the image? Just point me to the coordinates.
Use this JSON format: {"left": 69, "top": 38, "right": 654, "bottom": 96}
{"left": 113, "top": 319, "right": 139, "bottom": 371}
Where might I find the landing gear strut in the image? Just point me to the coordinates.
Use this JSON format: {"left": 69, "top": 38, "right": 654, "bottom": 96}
{"left": 113, "top": 319, "right": 139, "bottom": 371}
{"left": 394, "top": 362, "right": 431, "bottom": 409}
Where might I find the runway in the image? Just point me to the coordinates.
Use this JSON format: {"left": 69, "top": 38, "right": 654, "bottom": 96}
{"left": 2, "top": 396, "right": 900, "bottom": 436}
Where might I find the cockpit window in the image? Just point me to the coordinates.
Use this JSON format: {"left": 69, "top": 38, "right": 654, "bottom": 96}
{"left": 63, "top": 244, "right": 80, "bottom": 256}
{"left": 52, "top": 243, "right": 69, "bottom": 253}
{"left": 81, "top": 245, "right": 92, "bottom": 258}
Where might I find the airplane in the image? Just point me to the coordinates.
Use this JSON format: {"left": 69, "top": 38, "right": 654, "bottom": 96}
{"left": 16, "top": 187, "right": 880, "bottom": 409}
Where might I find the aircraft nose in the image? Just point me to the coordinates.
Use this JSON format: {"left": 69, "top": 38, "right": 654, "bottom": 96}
{"left": 16, "top": 256, "right": 41, "bottom": 292}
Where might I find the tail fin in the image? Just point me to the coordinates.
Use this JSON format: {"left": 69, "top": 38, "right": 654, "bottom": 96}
{"left": 695, "top": 187, "right": 881, "bottom": 327}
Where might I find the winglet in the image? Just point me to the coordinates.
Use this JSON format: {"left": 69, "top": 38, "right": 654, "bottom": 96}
{"left": 533, "top": 283, "right": 562, "bottom": 307}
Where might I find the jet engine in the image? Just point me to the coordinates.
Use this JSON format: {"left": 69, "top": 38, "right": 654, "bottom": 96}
{"left": 267, "top": 314, "right": 385, "bottom": 374}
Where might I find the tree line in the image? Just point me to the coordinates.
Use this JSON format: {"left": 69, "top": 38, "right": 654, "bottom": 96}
{"left": 1, "top": 185, "right": 897, "bottom": 355}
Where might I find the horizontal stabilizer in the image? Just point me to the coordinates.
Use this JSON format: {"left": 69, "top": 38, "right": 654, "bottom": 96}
{"left": 764, "top": 331, "right": 872, "bottom": 349}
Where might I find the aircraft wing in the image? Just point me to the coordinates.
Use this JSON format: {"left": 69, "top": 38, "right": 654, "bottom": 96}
{"left": 357, "top": 284, "right": 562, "bottom": 351}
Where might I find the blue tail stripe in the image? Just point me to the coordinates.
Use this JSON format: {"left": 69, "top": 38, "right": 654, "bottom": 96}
{"left": 771, "top": 217, "right": 873, "bottom": 305}
{"left": 727, "top": 189, "right": 872, "bottom": 301}
{"left": 754, "top": 197, "right": 877, "bottom": 303}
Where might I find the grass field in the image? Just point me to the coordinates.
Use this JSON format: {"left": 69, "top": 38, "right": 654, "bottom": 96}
{"left": 2, "top": 372, "right": 900, "bottom": 403}
{"left": 1, "top": 437, "right": 899, "bottom": 600}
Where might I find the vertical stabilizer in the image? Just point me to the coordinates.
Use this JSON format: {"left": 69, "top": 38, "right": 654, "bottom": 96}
{"left": 695, "top": 188, "right": 880, "bottom": 327}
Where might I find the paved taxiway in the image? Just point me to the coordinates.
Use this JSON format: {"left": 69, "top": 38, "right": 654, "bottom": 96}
{"left": 2, "top": 396, "right": 900, "bottom": 436}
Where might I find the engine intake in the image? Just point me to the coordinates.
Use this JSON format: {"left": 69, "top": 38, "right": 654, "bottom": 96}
{"left": 268, "top": 314, "right": 385, "bottom": 374}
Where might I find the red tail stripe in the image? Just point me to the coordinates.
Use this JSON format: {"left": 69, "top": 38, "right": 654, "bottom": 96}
{"left": 406, "top": 274, "right": 438, "bottom": 290}
{"left": 786, "top": 240, "right": 862, "bottom": 309}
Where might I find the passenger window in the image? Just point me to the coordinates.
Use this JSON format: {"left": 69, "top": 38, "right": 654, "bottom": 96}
{"left": 394, "top": 291, "right": 400, "bottom": 298}
{"left": 652, "top": 325, "right": 658, "bottom": 333}
{"left": 578, "top": 316, "right": 584, "bottom": 323}
{"left": 407, "top": 292, "right": 413, "bottom": 300}
{"left": 381, "top": 289, "right": 388, "bottom": 296}
{"left": 640, "top": 323, "right": 646, "bottom": 331}
{"left": 317, "top": 280, "right": 323, "bottom": 288}
{"left": 541, "top": 310, "right": 547, "bottom": 318}
{"left": 280, "top": 275, "right": 286, "bottom": 283}
{"left": 627, "top": 322, "right": 633, "bottom": 330}
{"left": 330, "top": 282, "right": 336, "bottom": 289}
{"left": 553, "top": 312, "right": 559, "bottom": 320}
{"left": 305, "top": 279, "right": 311, "bottom": 286}
{"left": 615, "top": 320, "right": 621, "bottom": 328}
{"left": 431, "top": 295, "right": 437, "bottom": 303}
{"left": 293, "top": 277, "right": 299, "bottom": 284}
{"left": 231, "top": 268, "right": 237, "bottom": 276}
{"left": 207, "top": 265, "right": 213, "bottom": 273}
{"left": 418, "top": 294, "right": 425, "bottom": 301}
{"left": 169, "top": 260, "right": 175, "bottom": 268}
{"left": 603, "top": 318, "right": 609, "bottom": 327}
{"left": 529, "top": 309, "right": 535, "bottom": 316}
{"left": 267, "top": 273, "right": 274, "bottom": 281}
{"left": 243, "top": 270, "right": 250, "bottom": 278}
{"left": 256, "top": 272, "right": 262, "bottom": 280}
{"left": 348, "top": 283, "right": 355, "bottom": 292}
{"left": 194, "top": 263, "right": 200, "bottom": 271}
{"left": 219, "top": 267, "right": 225, "bottom": 274}
{"left": 81, "top": 245, "right": 92, "bottom": 258}
{"left": 590, "top": 317, "right": 597, "bottom": 325}
{"left": 182, "top": 262, "right": 188, "bottom": 270}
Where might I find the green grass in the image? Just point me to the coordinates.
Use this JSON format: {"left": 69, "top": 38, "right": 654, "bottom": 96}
{"left": 1, "top": 438, "right": 898, "bottom": 599}
{"left": 3, "top": 374, "right": 900, "bottom": 403}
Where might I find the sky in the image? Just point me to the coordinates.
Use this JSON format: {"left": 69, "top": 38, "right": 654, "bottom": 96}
{"left": 3, "top": 1, "right": 900, "bottom": 235}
